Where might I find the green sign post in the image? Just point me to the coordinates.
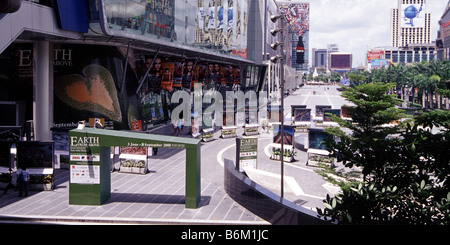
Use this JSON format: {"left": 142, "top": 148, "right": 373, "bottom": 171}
{"left": 69, "top": 128, "right": 201, "bottom": 209}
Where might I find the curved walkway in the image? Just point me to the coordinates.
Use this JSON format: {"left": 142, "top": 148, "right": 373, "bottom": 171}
{"left": 0, "top": 85, "right": 345, "bottom": 224}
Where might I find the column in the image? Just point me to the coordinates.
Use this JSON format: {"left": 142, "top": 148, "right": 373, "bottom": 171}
{"left": 33, "top": 40, "right": 53, "bottom": 141}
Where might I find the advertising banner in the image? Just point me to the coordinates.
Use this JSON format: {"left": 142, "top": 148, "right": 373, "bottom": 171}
{"left": 278, "top": 2, "right": 310, "bottom": 37}
{"left": 53, "top": 44, "right": 141, "bottom": 131}
{"left": 100, "top": 0, "right": 248, "bottom": 59}
{"left": 401, "top": 4, "right": 425, "bottom": 28}
{"left": 371, "top": 59, "right": 387, "bottom": 69}
{"left": 367, "top": 49, "right": 385, "bottom": 62}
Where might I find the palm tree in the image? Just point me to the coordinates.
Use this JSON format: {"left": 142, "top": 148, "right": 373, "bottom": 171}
{"left": 435, "top": 61, "right": 450, "bottom": 109}
{"left": 429, "top": 74, "right": 440, "bottom": 109}
{"left": 413, "top": 73, "right": 428, "bottom": 108}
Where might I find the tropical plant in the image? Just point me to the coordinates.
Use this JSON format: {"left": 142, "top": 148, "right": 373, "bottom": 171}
{"left": 317, "top": 82, "right": 450, "bottom": 224}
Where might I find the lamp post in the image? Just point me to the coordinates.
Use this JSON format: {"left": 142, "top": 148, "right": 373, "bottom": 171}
{"left": 270, "top": 13, "right": 285, "bottom": 198}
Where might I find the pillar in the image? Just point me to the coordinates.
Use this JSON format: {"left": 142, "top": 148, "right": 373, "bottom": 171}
{"left": 33, "top": 40, "right": 53, "bottom": 141}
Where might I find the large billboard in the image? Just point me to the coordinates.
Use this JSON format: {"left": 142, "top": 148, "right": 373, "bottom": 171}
{"left": 371, "top": 59, "right": 387, "bottom": 69}
{"left": 195, "top": 0, "right": 248, "bottom": 58}
{"left": 4, "top": 42, "right": 250, "bottom": 133}
{"left": 401, "top": 4, "right": 425, "bottom": 28}
{"left": 52, "top": 44, "right": 243, "bottom": 131}
{"left": 330, "top": 53, "right": 352, "bottom": 71}
{"left": 53, "top": 44, "right": 139, "bottom": 131}
{"left": 367, "top": 49, "right": 385, "bottom": 63}
{"left": 277, "top": 2, "right": 309, "bottom": 69}
{"left": 278, "top": 2, "right": 309, "bottom": 37}
{"left": 99, "top": 0, "right": 248, "bottom": 59}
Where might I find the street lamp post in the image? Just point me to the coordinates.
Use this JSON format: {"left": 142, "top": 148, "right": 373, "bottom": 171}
{"left": 270, "top": 13, "right": 285, "bottom": 199}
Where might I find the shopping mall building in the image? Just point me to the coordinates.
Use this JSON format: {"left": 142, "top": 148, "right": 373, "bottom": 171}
{"left": 0, "top": 0, "right": 306, "bottom": 151}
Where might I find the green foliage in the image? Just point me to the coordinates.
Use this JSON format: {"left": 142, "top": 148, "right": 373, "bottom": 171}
{"left": 345, "top": 60, "right": 450, "bottom": 109}
{"left": 318, "top": 82, "right": 450, "bottom": 225}
{"left": 318, "top": 181, "right": 450, "bottom": 224}
{"left": 324, "top": 82, "right": 405, "bottom": 179}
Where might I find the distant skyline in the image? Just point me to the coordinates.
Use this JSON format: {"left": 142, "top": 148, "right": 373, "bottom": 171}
{"left": 307, "top": 0, "right": 447, "bottom": 68}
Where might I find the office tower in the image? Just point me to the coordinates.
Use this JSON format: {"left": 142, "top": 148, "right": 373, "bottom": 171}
{"left": 391, "top": 0, "right": 432, "bottom": 47}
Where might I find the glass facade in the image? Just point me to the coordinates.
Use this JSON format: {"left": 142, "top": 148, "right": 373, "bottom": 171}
{"left": 1, "top": 0, "right": 274, "bottom": 140}
{"left": 100, "top": 0, "right": 248, "bottom": 59}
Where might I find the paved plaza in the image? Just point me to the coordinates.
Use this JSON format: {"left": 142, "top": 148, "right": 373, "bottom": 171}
{"left": 0, "top": 85, "right": 349, "bottom": 225}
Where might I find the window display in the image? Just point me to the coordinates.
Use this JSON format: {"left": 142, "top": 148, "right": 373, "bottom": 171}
{"left": 16, "top": 141, "right": 54, "bottom": 169}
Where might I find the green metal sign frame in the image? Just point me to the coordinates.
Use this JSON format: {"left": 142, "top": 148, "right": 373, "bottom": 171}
{"left": 69, "top": 128, "right": 201, "bottom": 209}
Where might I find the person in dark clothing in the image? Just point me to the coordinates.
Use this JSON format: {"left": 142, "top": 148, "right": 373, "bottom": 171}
{"left": 18, "top": 167, "right": 30, "bottom": 197}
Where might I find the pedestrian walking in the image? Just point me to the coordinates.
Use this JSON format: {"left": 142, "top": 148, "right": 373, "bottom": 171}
{"left": 18, "top": 167, "right": 30, "bottom": 197}
{"left": 172, "top": 117, "right": 178, "bottom": 135}
{"left": 172, "top": 114, "right": 184, "bottom": 136}
{"left": 177, "top": 115, "right": 184, "bottom": 136}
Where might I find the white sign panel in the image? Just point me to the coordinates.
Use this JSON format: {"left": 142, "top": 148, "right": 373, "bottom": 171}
{"left": 70, "top": 154, "right": 100, "bottom": 162}
{"left": 70, "top": 165, "right": 100, "bottom": 184}
{"left": 240, "top": 158, "right": 257, "bottom": 170}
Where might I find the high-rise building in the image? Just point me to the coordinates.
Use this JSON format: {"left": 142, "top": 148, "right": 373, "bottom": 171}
{"left": 391, "top": 0, "right": 432, "bottom": 47}
{"left": 311, "top": 48, "right": 327, "bottom": 73}
{"left": 436, "top": 0, "right": 450, "bottom": 61}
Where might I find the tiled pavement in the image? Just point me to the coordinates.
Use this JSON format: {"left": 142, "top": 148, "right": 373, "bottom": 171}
{"left": 0, "top": 85, "right": 346, "bottom": 225}
{"left": 0, "top": 142, "right": 269, "bottom": 224}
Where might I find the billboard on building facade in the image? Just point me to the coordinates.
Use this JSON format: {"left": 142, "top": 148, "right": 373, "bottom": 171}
{"left": 195, "top": 0, "right": 248, "bottom": 58}
{"left": 367, "top": 49, "right": 385, "bottom": 62}
{"left": 277, "top": 2, "right": 309, "bottom": 36}
{"left": 53, "top": 44, "right": 139, "bottom": 131}
{"left": 371, "top": 59, "right": 387, "bottom": 69}
{"left": 441, "top": 18, "right": 450, "bottom": 49}
{"left": 98, "top": 0, "right": 247, "bottom": 59}
{"left": 278, "top": 2, "right": 309, "bottom": 69}
{"left": 330, "top": 53, "right": 352, "bottom": 70}
{"left": 401, "top": 4, "right": 425, "bottom": 28}
{"left": 4, "top": 42, "right": 248, "bottom": 132}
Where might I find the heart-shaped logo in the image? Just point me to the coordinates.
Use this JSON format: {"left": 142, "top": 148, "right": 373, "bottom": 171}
{"left": 55, "top": 64, "right": 122, "bottom": 122}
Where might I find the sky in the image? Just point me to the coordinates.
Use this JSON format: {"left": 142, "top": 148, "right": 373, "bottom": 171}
{"left": 308, "top": 0, "right": 448, "bottom": 68}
